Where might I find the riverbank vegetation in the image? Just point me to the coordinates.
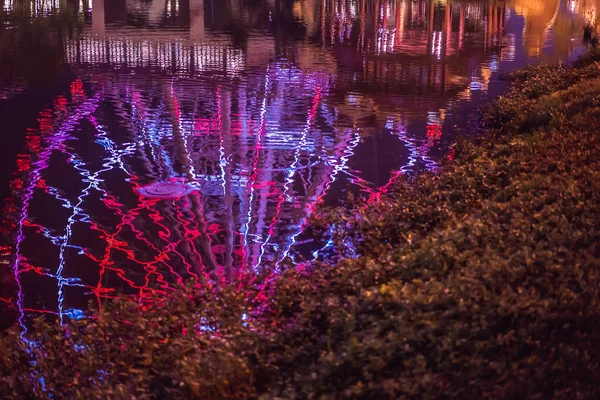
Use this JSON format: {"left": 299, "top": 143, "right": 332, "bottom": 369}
{"left": 2, "top": 53, "right": 600, "bottom": 399}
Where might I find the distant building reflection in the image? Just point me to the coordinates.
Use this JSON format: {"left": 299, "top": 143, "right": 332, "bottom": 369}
{"left": 66, "top": 0, "right": 509, "bottom": 148}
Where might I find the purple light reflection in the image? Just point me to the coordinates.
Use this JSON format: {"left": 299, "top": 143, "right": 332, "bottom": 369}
{"left": 10, "top": 94, "right": 102, "bottom": 336}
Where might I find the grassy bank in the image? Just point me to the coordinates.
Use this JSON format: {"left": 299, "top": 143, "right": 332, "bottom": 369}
{"left": 2, "top": 55, "right": 600, "bottom": 399}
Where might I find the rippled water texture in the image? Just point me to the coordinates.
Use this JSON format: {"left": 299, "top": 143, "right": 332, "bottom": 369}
{"left": 0, "top": 0, "right": 596, "bottom": 327}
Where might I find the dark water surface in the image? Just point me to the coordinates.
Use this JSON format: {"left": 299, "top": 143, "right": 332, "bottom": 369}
{"left": 0, "top": 0, "right": 595, "bottom": 327}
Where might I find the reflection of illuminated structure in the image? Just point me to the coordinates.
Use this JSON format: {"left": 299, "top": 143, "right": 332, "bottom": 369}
{"left": 4, "top": 0, "right": 596, "bottom": 324}
{"left": 2, "top": 60, "right": 358, "bottom": 325}
{"left": 65, "top": 34, "right": 246, "bottom": 78}
{"left": 572, "top": 0, "right": 600, "bottom": 22}
{"left": 317, "top": 0, "right": 506, "bottom": 93}
{"left": 506, "top": 0, "right": 560, "bottom": 57}
{"left": 1, "top": 0, "right": 64, "bottom": 15}
{"left": 1, "top": 1, "right": 510, "bottom": 323}
{"left": 296, "top": 0, "right": 508, "bottom": 179}
{"left": 67, "top": 0, "right": 245, "bottom": 77}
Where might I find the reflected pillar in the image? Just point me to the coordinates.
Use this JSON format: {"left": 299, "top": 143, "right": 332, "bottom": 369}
{"left": 486, "top": 0, "right": 492, "bottom": 50}
{"left": 358, "top": 0, "right": 365, "bottom": 51}
{"left": 92, "top": 0, "right": 105, "bottom": 37}
{"left": 190, "top": 0, "right": 205, "bottom": 41}
{"left": 148, "top": 0, "right": 166, "bottom": 25}
{"left": 443, "top": 3, "right": 451, "bottom": 56}
{"left": 459, "top": 8, "right": 464, "bottom": 49}
{"left": 397, "top": 0, "right": 406, "bottom": 44}
{"left": 321, "top": 0, "right": 326, "bottom": 46}
{"left": 330, "top": 0, "right": 335, "bottom": 45}
{"left": 426, "top": 0, "right": 434, "bottom": 55}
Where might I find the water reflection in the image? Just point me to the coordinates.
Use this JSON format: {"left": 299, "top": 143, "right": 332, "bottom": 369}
{"left": 0, "top": 0, "right": 594, "bottom": 325}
